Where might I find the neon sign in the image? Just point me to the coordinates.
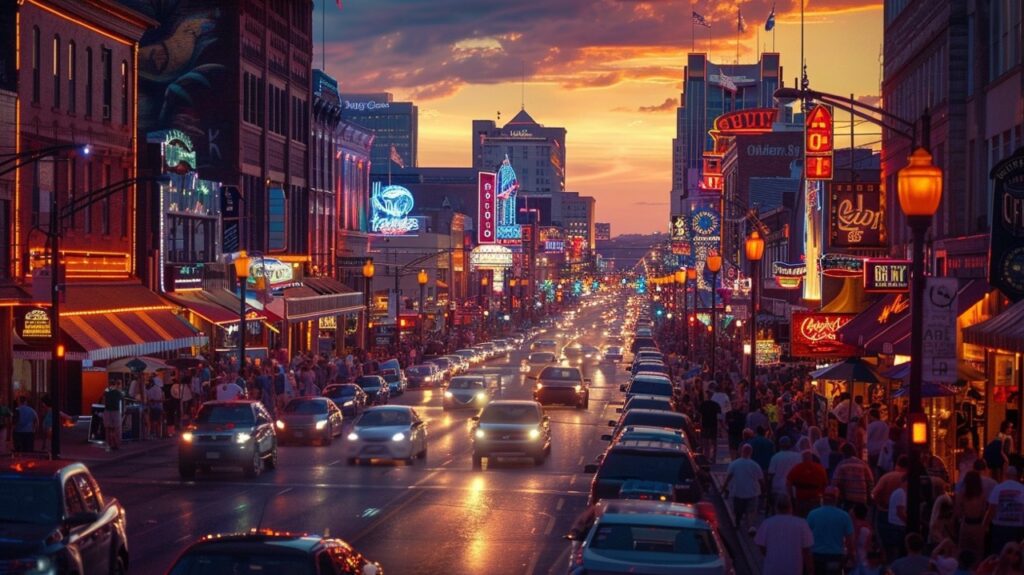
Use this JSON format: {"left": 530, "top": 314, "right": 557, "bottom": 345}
{"left": 713, "top": 108, "right": 778, "bottom": 133}
{"left": 772, "top": 261, "right": 806, "bottom": 290}
{"left": 805, "top": 105, "right": 834, "bottom": 180}
{"left": 478, "top": 172, "right": 496, "bottom": 243}
{"left": 791, "top": 312, "right": 858, "bottom": 358}
{"left": 495, "top": 155, "right": 522, "bottom": 243}
{"left": 371, "top": 183, "right": 419, "bottom": 235}
{"left": 820, "top": 253, "right": 864, "bottom": 278}
{"left": 163, "top": 129, "right": 197, "bottom": 173}
{"left": 864, "top": 259, "right": 910, "bottom": 292}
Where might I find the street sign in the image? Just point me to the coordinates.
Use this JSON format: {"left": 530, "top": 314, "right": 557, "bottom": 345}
{"left": 337, "top": 256, "right": 372, "bottom": 267}
{"left": 922, "top": 277, "right": 958, "bottom": 383}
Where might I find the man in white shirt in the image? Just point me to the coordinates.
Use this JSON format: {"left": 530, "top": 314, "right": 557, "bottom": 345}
{"left": 864, "top": 409, "right": 889, "bottom": 472}
{"left": 768, "top": 436, "right": 802, "bottom": 504}
{"left": 755, "top": 494, "right": 814, "bottom": 575}
{"left": 986, "top": 465, "right": 1024, "bottom": 555}
{"left": 216, "top": 376, "right": 245, "bottom": 401}
{"left": 723, "top": 443, "right": 764, "bottom": 531}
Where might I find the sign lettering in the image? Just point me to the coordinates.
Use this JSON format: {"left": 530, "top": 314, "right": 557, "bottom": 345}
{"left": 791, "top": 312, "right": 858, "bottom": 358}
{"left": 477, "top": 172, "right": 496, "bottom": 244}
{"left": 864, "top": 259, "right": 910, "bottom": 292}
{"left": 989, "top": 147, "right": 1024, "bottom": 301}
{"left": 371, "top": 183, "right": 419, "bottom": 236}
{"left": 922, "top": 277, "right": 959, "bottom": 382}
{"left": 805, "top": 105, "right": 834, "bottom": 181}
{"left": 830, "top": 182, "right": 886, "bottom": 247}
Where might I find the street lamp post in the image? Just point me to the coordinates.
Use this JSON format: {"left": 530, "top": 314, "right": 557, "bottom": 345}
{"left": 509, "top": 277, "right": 518, "bottom": 328}
{"left": 707, "top": 253, "right": 722, "bottom": 381}
{"left": 745, "top": 232, "right": 764, "bottom": 410}
{"left": 480, "top": 275, "right": 489, "bottom": 337}
{"left": 674, "top": 270, "right": 685, "bottom": 354}
{"left": 417, "top": 269, "right": 428, "bottom": 343}
{"left": 363, "top": 260, "right": 375, "bottom": 350}
{"left": 898, "top": 146, "right": 943, "bottom": 536}
{"left": 686, "top": 268, "right": 697, "bottom": 357}
{"left": 233, "top": 251, "right": 250, "bottom": 372}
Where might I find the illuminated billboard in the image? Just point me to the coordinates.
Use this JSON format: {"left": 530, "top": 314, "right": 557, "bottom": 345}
{"left": 478, "top": 172, "right": 496, "bottom": 243}
{"left": 495, "top": 156, "right": 522, "bottom": 244}
{"left": 805, "top": 105, "right": 834, "bottom": 180}
{"left": 370, "top": 182, "right": 419, "bottom": 235}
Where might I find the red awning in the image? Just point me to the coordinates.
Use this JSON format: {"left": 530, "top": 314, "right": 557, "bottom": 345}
{"left": 61, "top": 309, "right": 206, "bottom": 361}
{"left": 166, "top": 290, "right": 277, "bottom": 324}
{"left": 963, "top": 298, "right": 1024, "bottom": 353}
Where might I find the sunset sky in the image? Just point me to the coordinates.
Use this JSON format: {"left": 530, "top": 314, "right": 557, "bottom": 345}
{"left": 322, "top": 0, "right": 884, "bottom": 236}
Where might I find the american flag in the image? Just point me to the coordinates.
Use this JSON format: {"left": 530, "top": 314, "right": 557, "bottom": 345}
{"left": 692, "top": 10, "right": 711, "bottom": 28}
{"left": 738, "top": 8, "right": 747, "bottom": 32}
{"left": 765, "top": 3, "right": 776, "bottom": 31}
{"left": 389, "top": 145, "right": 405, "bottom": 168}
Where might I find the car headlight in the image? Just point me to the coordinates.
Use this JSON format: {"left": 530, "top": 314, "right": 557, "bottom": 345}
{"left": 181, "top": 431, "right": 194, "bottom": 443}
{"left": 275, "top": 420, "right": 285, "bottom": 430}
{"left": 528, "top": 428, "right": 541, "bottom": 440}
{"left": 444, "top": 391, "right": 453, "bottom": 398}
{"left": 475, "top": 429, "right": 485, "bottom": 439}
{"left": 476, "top": 392, "right": 487, "bottom": 401}
{"left": 391, "top": 432, "right": 406, "bottom": 442}
{"left": 343, "top": 400, "right": 354, "bottom": 407}
{"left": 535, "top": 382, "right": 543, "bottom": 390}
{"left": 315, "top": 420, "right": 328, "bottom": 430}
{"left": 235, "top": 432, "right": 252, "bottom": 444}
{"left": 575, "top": 385, "right": 583, "bottom": 393}
{"left": 347, "top": 432, "right": 359, "bottom": 441}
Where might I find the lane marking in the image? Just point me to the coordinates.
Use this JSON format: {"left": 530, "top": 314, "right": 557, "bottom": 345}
{"left": 523, "top": 551, "right": 540, "bottom": 575}
{"left": 555, "top": 497, "right": 565, "bottom": 511}
{"left": 543, "top": 514, "right": 556, "bottom": 535}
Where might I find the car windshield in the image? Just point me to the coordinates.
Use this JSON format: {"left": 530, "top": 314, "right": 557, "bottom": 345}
{"left": 621, "top": 431, "right": 684, "bottom": 444}
{"left": 357, "top": 410, "right": 411, "bottom": 427}
{"left": 284, "top": 400, "right": 327, "bottom": 414}
{"left": 480, "top": 404, "right": 540, "bottom": 424}
{"left": 0, "top": 480, "right": 60, "bottom": 524}
{"left": 383, "top": 374, "right": 400, "bottom": 383}
{"left": 356, "top": 377, "right": 381, "bottom": 388}
{"left": 589, "top": 524, "right": 717, "bottom": 560}
{"left": 529, "top": 353, "right": 555, "bottom": 362}
{"left": 539, "top": 367, "right": 581, "bottom": 381}
{"left": 622, "top": 412, "right": 688, "bottom": 431}
{"left": 408, "top": 366, "right": 432, "bottom": 375}
{"left": 629, "top": 381, "right": 672, "bottom": 396}
{"left": 325, "top": 386, "right": 356, "bottom": 399}
{"left": 169, "top": 551, "right": 313, "bottom": 575}
{"left": 598, "top": 451, "right": 693, "bottom": 483}
{"left": 449, "top": 378, "right": 484, "bottom": 390}
{"left": 195, "top": 405, "right": 254, "bottom": 425}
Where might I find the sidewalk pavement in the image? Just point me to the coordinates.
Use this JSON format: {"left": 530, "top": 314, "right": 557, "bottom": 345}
{"left": 709, "top": 437, "right": 764, "bottom": 574}
{"left": 1, "top": 417, "right": 174, "bottom": 467}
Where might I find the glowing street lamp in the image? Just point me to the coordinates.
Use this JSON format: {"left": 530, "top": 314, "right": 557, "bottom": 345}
{"left": 706, "top": 253, "right": 722, "bottom": 379}
{"left": 417, "top": 269, "right": 428, "bottom": 340}
{"left": 233, "top": 251, "right": 250, "bottom": 370}
{"left": 363, "top": 260, "right": 375, "bottom": 349}
{"left": 745, "top": 231, "right": 764, "bottom": 409}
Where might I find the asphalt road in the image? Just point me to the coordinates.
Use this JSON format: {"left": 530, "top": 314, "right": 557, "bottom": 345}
{"left": 90, "top": 303, "right": 750, "bottom": 575}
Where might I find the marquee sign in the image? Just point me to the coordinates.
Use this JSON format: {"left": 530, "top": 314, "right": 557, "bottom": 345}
{"left": 370, "top": 183, "right": 419, "bottom": 235}
{"left": 469, "top": 245, "right": 513, "bottom": 269}
{"left": 989, "top": 146, "right": 1024, "bottom": 301}
{"left": 162, "top": 129, "right": 197, "bottom": 173}
{"left": 16, "top": 307, "right": 52, "bottom": 345}
{"left": 805, "top": 105, "right": 834, "bottom": 180}
{"left": 167, "top": 263, "right": 204, "bottom": 291}
{"left": 248, "top": 258, "right": 297, "bottom": 290}
{"left": 495, "top": 156, "right": 521, "bottom": 245}
{"left": 772, "top": 261, "right": 806, "bottom": 290}
{"left": 791, "top": 312, "right": 858, "bottom": 358}
{"left": 830, "top": 182, "right": 886, "bottom": 247}
{"left": 820, "top": 253, "right": 864, "bottom": 278}
{"left": 713, "top": 108, "right": 779, "bottom": 135}
{"left": 477, "top": 172, "right": 496, "bottom": 244}
{"left": 864, "top": 259, "right": 910, "bottom": 293}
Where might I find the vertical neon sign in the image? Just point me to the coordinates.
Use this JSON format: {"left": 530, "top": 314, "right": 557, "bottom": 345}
{"left": 478, "top": 172, "right": 496, "bottom": 244}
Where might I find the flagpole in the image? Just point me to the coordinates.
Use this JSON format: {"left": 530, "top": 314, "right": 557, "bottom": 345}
{"left": 691, "top": 2, "right": 695, "bottom": 52}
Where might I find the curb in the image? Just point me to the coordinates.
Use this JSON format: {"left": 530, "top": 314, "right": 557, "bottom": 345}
{"left": 68, "top": 439, "right": 175, "bottom": 468}
{"left": 710, "top": 465, "right": 763, "bottom": 574}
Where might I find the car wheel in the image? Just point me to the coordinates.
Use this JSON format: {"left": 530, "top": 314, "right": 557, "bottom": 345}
{"left": 472, "top": 454, "right": 483, "bottom": 470}
{"left": 244, "top": 448, "right": 263, "bottom": 477}
{"left": 266, "top": 447, "right": 278, "bottom": 470}
{"left": 110, "top": 551, "right": 127, "bottom": 575}
{"left": 178, "top": 463, "right": 196, "bottom": 479}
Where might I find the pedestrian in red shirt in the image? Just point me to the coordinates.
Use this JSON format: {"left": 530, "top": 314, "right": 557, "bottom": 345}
{"left": 787, "top": 449, "right": 829, "bottom": 517}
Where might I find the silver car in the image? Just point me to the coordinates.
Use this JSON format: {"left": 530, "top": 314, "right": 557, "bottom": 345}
{"left": 275, "top": 397, "right": 344, "bottom": 445}
{"left": 471, "top": 400, "right": 551, "bottom": 469}
{"left": 346, "top": 405, "right": 427, "bottom": 465}
{"left": 443, "top": 375, "right": 498, "bottom": 410}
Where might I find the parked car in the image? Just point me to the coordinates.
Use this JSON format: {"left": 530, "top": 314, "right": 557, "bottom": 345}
{"left": 166, "top": 530, "right": 382, "bottom": 575}
{"left": 346, "top": 406, "right": 427, "bottom": 465}
{"left": 615, "top": 394, "right": 676, "bottom": 415}
{"left": 455, "top": 348, "right": 484, "bottom": 365}
{"left": 381, "top": 368, "right": 408, "bottom": 396}
{"left": 609, "top": 425, "right": 691, "bottom": 448}
{"left": 584, "top": 440, "right": 703, "bottom": 505}
{"left": 443, "top": 375, "right": 495, "bottom": 410}
{"left": 426, "top": 357, "right": 455, "bottom": 380}
{"left": 179, "top": 401, "right": 278, "bottom": 479}
{"left": 0, "top": 460, "right": 129, "bottom": 575}
{"left": 322, "top": 383, "right": 367, "bottom": 418}
{"left": 523, "top": 351, "right": 558, "bottom": 378}
{"left": 471, "top": 400, "right": 551, "bottom": 469}
{"left": 443, "top": 355, "right": 469, "bottom": 375}
{"left": 621, "top": 375, "right": 675, "bottom": 402}
{"left": 605, "top": 409, "right": 696, "bottom": 447}
{"left": 603, "top": 345, "right": 624, "bottom": 362}
{"left": 405, "top": 364, "right": 440, "bottom": 388}
{"left": 564, "top": 500, "right": 730, "bottom": 575}
{"left": 355, "top": 375, "right": 390, "bottom": 405}
{"left": 533, "top": 365, "right": 590, "bottom": 409}
{"left": 275, "top": 397, "right": 344, "bottom": 445}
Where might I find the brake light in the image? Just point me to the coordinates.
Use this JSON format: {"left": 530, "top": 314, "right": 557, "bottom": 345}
{"left": 696, "top": 501, "right": 718, "bottom": 528}
{"left": 572, "top": 542, "right": 585, "bottom": 567}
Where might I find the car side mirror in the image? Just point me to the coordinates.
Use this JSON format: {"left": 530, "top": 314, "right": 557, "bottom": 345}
{"left": 607, "top": 420, "right": 616, "bottom": 427}
{"left": 66, "top": 511, "right": 100, "bottom": 527}
{"left": 600, "top": 434, "right": 612, "bottom": 441}
{"left": 583, "top": 464, "right": 598, "bottom": 474}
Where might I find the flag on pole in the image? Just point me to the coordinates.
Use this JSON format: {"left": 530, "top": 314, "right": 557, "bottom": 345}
{"left": 389, "top": 145, "right": 405, "bottom": 168}
{"left": 738, "top": 8, "right": 747, "bottom": 32}
{"left": 765, "top": 3, "right": 776, "bottom": 31}
{"left": 692, "top": 11, "right": 711, "bottom": 28}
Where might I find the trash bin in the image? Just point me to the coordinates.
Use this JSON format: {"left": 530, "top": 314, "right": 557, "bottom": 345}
{"left": 122, "top": 402, "right": 143, "bottom": 441}
{"left": 88, "top": 404, "right": 106, "bottom": 443}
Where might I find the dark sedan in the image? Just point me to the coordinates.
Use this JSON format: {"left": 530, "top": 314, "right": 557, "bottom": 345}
{"left": 323, "top": 383, "right": 367, "bottom": 418}
{"left": 355, "top": 375, "right": 390, "bottom": 405}
{"left": 275, "top": 397, "right": 344, "bottom": 445}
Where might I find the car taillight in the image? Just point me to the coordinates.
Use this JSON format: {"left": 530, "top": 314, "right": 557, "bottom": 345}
{"left": 696, "top": 501, "right": 718, "bottom": 528}
{"left": 572, "top": 543, "right": 585, "bottom": 567}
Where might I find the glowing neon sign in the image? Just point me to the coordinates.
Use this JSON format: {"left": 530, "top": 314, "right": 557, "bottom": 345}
{"left": 371, "top": 183, "right": 419, "bottom": 235}
{"left": 495, "top": 155, "right": 522, "bottom": 244}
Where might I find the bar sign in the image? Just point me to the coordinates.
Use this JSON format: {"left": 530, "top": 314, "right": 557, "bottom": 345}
{"left": 864, "top": 259, "right": 911, "bottom": 292}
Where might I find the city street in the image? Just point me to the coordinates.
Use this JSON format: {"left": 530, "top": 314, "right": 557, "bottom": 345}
{"left": 87, "top": 305, "right": 749, "bottom": 574}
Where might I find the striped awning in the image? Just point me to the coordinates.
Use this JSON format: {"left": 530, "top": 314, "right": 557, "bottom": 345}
{"left": 963, "top": 298, "right": 1024, "bottom": 353}
{"left": 61, "top": 309, "right": 207, "bottom": 361}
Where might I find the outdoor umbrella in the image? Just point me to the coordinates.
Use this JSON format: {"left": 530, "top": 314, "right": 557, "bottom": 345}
{"left": 810, "top": 358, "right": 882, "bottom": 383}
{"left": 106, "top": 356, "right": 171, "bottom": 373}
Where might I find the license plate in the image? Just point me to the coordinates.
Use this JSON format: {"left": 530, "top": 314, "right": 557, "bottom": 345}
{"left": 205, "top": 452, "right": 221, "bottom": 460}
{"left": 365, "top": 445, "right": 385, "bottom": 454}
{"left": 293, "top": 431, "right": 304, "bottom": 438}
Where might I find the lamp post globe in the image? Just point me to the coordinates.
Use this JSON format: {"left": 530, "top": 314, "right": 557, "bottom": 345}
{"left": 897, "top": 146, "right": 943, "bottom": 536}
{"left": 362, "top": 260, "right": 374, "bottom": 350}
{"left": 233, "top": 251, "right": 250, "bottom": 372}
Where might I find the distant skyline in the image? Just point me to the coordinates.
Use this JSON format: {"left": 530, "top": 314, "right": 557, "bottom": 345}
{"left": 321, "top": 0, "right": 883, "bottom": 235}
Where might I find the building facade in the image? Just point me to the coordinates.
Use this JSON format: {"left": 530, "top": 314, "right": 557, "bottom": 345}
{"left": 339, "top": 92, "right": 417, "bottom": 173}
{"left": 472, "top": 109, "right": 566, "bottom": 193}
{"left": 670, "top": 52, "right": 783, "bottom": 216}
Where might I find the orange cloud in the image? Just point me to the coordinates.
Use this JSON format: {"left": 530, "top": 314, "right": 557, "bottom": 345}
{"left": 637, "top": 98, "right": 678, "bottom": 112}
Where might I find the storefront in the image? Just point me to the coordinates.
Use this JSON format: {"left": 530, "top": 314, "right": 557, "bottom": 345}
{"left": 273, "top": 277, "right": 364, "bottom": 356}
{"left": 164, "top": 287, "right": 280, "bottom": 363}
{"left": 12, "top": 282, "right": 206, "bottom": 414}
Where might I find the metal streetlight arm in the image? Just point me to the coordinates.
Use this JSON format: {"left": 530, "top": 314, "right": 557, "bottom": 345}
{"left": 773, "top": 86, "right": 917, "bottom": 143}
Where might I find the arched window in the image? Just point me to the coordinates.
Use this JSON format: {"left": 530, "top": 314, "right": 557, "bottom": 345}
{"left": 67, "top": 41, "right": 76, "bottom": 113}
{"left": 31, "top": 27, "right": 40, "bottom": 103}
{"left": 52, "top": 35, "right": 60, "bottom": 108}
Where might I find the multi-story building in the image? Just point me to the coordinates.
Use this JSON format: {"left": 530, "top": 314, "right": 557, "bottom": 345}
{"left": 595, "top": 223, "right": 611, "bottom": 241}
{"left": 556, "top": 192, "right": 596, "bottom": 254}
{"left": 339, "top": 92, "right": 417, "bottom": 173}
{"left": 472, "top": 109, "right": 566, "bottom": 193}
{"left": 670, "top": 52, "right": 783, "bottom": 216}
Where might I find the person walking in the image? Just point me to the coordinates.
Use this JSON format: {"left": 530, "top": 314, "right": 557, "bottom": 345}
{"left": 101, "top": 382, "right": 124, "bottom": 451}
{"left": 698, "top": 392, "right": 721, "bottom": 462}
{"left": 955, "top": 470, "right": 989, "bottom": 568}
{"left": 872, "top": 454, "right": 908, "bottom": 561}
{"left": 12, "top": 396, "right": 38, "bottom": 453}
{"left": 807, "top": 486, "right": 854, "bottom": 575}
{"left": 986, "top": 465, "right": 1024, "bottom": 556}
{"left": 865, "top": 409, "right": 889, "bottom": 473}
{"left": 723, "top": 443, "right": 764, "bottom": 532}
{"left": 832, "top": 442, "right": 875, "bottom": 509}
{"left": 755, "top": 494, "right": 815, "bottom": 575}
{"left": 787, "top": 449, "right": 830, "bottom": 517}
{"left": 767, "top": 435, "right": 802, "bottom": 513}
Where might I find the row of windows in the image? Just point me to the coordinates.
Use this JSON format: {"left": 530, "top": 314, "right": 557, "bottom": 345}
{"left": 30, "top": 27, "right": 125, "bottom": 123}
{"left": 989, "top": 0, "right": 1023, "bottom": 81}
{"left": 31, "top": 158, "right": 129, "bottom": 238}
